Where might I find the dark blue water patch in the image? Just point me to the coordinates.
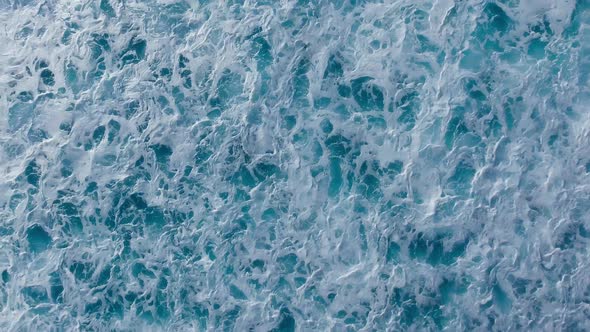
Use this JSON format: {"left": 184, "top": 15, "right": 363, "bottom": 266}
{"left": 123, "top": 100, "right": 140, "bottom": 119}
{"left": 337, "top": 84, "right": 351, "bottom": 98}
{"left": 282, "top": 114, "right": 297, "bottom": 130}
{"left": 477, "top": 3, "right": 513, "bottom": 38}
{"left": 271, "top": 307, "right": 296, "bottom": 332}
{"left": 246, "top": 107, "right": 262, "bottom": 125}
{"left": 40, "top": 68, "right": 55, "bottom": 86}
{"left": 119, "top": 37, "right": 147, "bottom": 67}
{"left": 158, "top": 67, "right": 172, "bottom": 82}
{"left": 17, "top": 90, "right": 33, "bottom": 102}
{"left": 484, "top": 3, "right": 512, "bottom": 33}
{"left": 390, "top": 287, "right": 446, "bottom": 330}
{"left": 132, "top": 262, "right": 156, "bottom": 280}
{"left": 144, "top": 207, "right": 166, "bottom": 228}
{"left": 150, "top": 144, "right": 173, "bottom": 164}
{"left": 463, "top": 77, "right": 487, "bottom": 101}
{"left": 367, "top": 115, "right": 386, "bottom": 131}
{"left": 194, "top": 145, "right": 213, "bottom": 166}
{"left": 350, "top": 76, "right": 384, "bottom": 111}
{"left": 178, "top": 54, "right": 189, "bottom": 69}
{"left": 563, "top": 0, "right": 590, "bottom": 38}
{"left": 552, "top": 221, "right": 584, "bottom": 250}
{"left": 222, "top": 213, "right": 255, "bottom": 239}
{"left": 386, "top": 240, "right": 400, "bottom": 263}
{"left": 276, "top": 253, "right": 298, "bottom": 274}
{"left": 253, "top": 162, "right": 281, "bottom": 182}
{"left": 325, "top": 134, "right": 351, "bottom": 157}
{"left": 22, "top": 285, "right": 49, "bottom": 306}
{"left": 178, "top": 56, "right": 193, "bottom": 88}
{"left": 471, "top": 3, "right": 514, "bottom": 53}
{"left": 210, "top": 69, "right": 243, "bottom": 111}
{"left": 444, "top": 116, "right": 469, "bottom": 149}
{"left": 250, "top": 35, "right": 273, "bottom": 70}
{"left": 230, "top": 165, "right": 256, "bottom": 188}
{"left": 69, "top": 261, "right": 94, "bottom": 281}
{"left": 89, "top": 33, "right": 111, "bottom": 60}
{"left": 314, "top": 96, "right": 331, "bottom": 109}
{"left": 93, "top": 264, "right": 112, "bottom": 288}
{"left": 408, "top": 231, "right": 469, "bottom": 266}
{"left": 216, "top": 306, "right": 241, "bottom": 331}
{"left": 26, "top": 224, "right": 51, "bottom": 253}
{"left": 61, "top": 24, "right": 77, "bottom": 45}
{"left": 27, "top": 127, "right": 48, "bottom": 143}
{"left": 109, "top": 191, "right": 155, "bottom": 228}
{"left": 261, "top": 208, "right": 278, "bottom": 222}
{"left": 446, "top": 160, "right": 476, "bottom": 196}
{"left": 15, "top": 24, "right": 33, "bottom": 39}
{"left": 328, "top": 158, "right": 343, "bottom": 198}
{"left": 9, "top": 192, "right": 25, "bottom": 212}
{"left": 229, "top": 284, "right": 248, "bottom": 300}
{"left": 358, "top": 174, "right": 381, "bottom": 200}
{"left": 49, "top": 271, "right": 64, "bottom": 303}
{"left": 82, "top": 297, "right": 124, "bottom": 323}
{"left": 341, "top": 309, "right": 369, "bottom": 328}
{"left": 292, "top": 58, "right": 311, "bottom": 106}
{"left": 397, "top": 107, "right": 416, "bottom": 130}
{"left": 439, "top": 277, "right": 468, "bottom": 305}
{"left": 492, "top": 283, "right": 512, "bottom": 314}
{"left": 527, "top": 38, "right": 548, "bottom": 59}
{"left": 386, "top": 160, "right": 404, "bottom": 176}
{"left": 100, "top": 0, "right": 116, "bottom": 17}
{"left": 320, "top": 118, "right": 333, "bottom": 134}
{"left": 415, "top": 34, "right": 439, "bottom": 53}
{"left": 93, "top": 125, "right": 106, "bottom": 145}
{"left": 54, "top": 200, "right": 84, "bottom": 233}
{"left": 323, "top": 54, "right": 344, "bottom": 79}
{"left": 107, "top": 119, "right": 120, "bottom": 143}
{"left": 530, "top": 18, "right": 554, "bottom": 36}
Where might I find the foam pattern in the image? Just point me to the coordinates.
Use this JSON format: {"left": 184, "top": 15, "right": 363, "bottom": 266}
{"left": 1, "top": 0, "right": 590, "bottom": 330}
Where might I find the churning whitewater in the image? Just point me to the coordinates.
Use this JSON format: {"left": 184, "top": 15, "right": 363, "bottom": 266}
{"left": 1, "top": 0, "right": 590, "bottom": 331}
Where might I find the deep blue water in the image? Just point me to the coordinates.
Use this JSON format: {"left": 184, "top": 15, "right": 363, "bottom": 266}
{"left": 1, "top": 0, "right": 590, "bottom": 331}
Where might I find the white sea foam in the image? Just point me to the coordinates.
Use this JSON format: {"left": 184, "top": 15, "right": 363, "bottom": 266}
{"left": 0, "top": 0, "right": 589, "bottom": 330}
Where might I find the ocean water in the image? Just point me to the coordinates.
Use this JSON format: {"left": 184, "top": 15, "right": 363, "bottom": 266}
{"left": 1, "top": 0, "right": 590, "bottom": 330}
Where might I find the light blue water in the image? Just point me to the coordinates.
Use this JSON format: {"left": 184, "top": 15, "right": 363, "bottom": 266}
{"left": 1, "top": 0, "right": 590, "bottom": 331}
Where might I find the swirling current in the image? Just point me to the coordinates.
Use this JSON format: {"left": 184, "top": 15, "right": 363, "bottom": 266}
{"left": 1, "top": 0, "right": 590, "bottom": 331}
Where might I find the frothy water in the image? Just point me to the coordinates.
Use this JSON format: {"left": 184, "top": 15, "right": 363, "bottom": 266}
{"left": 1, "top": 0, "right": 590, "bottom": 330}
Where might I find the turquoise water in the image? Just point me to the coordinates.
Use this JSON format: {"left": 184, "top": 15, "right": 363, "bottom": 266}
{"left": 1, "top": 0, "right": 590, "bottom": 330}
